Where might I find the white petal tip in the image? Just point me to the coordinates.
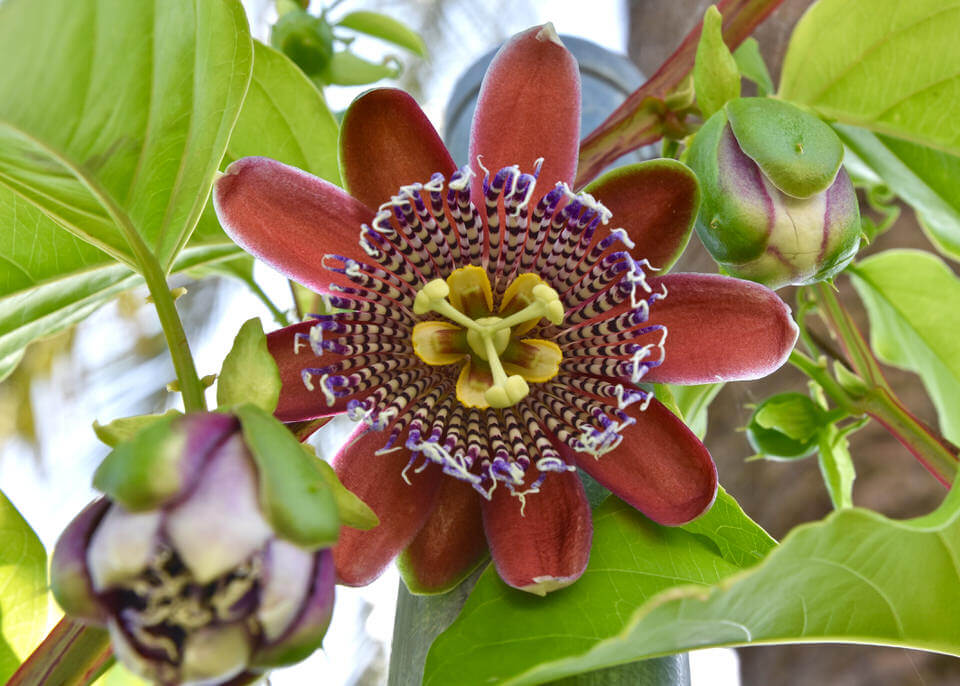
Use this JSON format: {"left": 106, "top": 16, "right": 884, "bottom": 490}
{"left": 536, "top": 23, "right": 564, "bottom": 47}
{"left": 519, "top": 575, "right": 576, "bottom": 596}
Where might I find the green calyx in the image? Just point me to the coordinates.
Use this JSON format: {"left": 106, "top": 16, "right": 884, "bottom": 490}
{"left": 234, "top": 404, "right": 340, "bottom": 549}
{"left": 725, "top": 97, "right": 844, "bottom": 199}
{"left": 93, "top": 413, "right": 191, "bottom": 511}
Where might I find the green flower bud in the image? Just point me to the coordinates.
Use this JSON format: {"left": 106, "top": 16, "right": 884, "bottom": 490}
{"left": 687, "top": 97, "right": 861, "bottom": 289}
{"left": 50, "top": 412, "right": 336, "bottom": 685}
{"left": 270, "top": 9, "right": 335, "bottom": 78}
{"left": 746, "top": 392, "right": 826, "bottom": 459}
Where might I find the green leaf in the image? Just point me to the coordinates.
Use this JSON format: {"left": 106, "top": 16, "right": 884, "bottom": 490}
{"left": 336, "top": 10, "right": 427, "bottom": 56}
{"left": 217, "top": 318, "right": 281, "bottom": 412}
{"left": 849, "top": 249, "right": 960, "bottom": 444}
{"left": 93, "top": 410, "right": 182, "bottom": 448}
{"left": 732, "top": 38, "right": 773, "bottom": 96}
{"left": 234, "top": 404, "right": 339, "bottom": 548}
{"left": 93, "top": 663, "right": 149, "bottom": 686}
{"left": 835, "top": 124, "right": 960, "bottom": 261}
{"left": 0, "top": 228, "right": 240, "bottom": 383}
{"left": 669, "top": 383, "right": 724, "bottom": 439}
{"left": 0, "top": 37, "right": 340, "bottom": 382}
{"left": 817, "top": 424, "right": 855, "bottom": 509}
{"left": 0, "top": 0, "right": 253, "bottom": 270}
{"left": 321, "top": 51, "right": 400, "bottom": 86}
{"left": 0, "top": 490, "right": 48, "bottom": 682}
{"left": 309, "top": 451, "right": 379, "bottom": 530}
{"left": 693, "top": 6, "right": 740, "bottom": 119}
{"left": 226, "top": 40, "right": 340, "bottom": 185}
{"left": 779, "top": 0, "right": 960, "bottom": 155}
{"left": 425, "top": 485, "right": 960, "bottom": 685}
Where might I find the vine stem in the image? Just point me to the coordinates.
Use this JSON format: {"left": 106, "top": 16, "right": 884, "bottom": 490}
{"left": 575, "top": 0, "right": 786, "bottom": 187}
{"left": 789, "top": 294, "right": 959, "bottom": 488}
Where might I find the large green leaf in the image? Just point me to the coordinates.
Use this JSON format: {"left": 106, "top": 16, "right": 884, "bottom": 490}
{"left": 0, "top": 0, "right": 253, "bottom": 270}
{"left": 779, "top": 0, "right": 960, "bottom": 155}
{"left": 0, "top": 490, "right": 48, "bottom": 682}
{"left": 425, "top": 482, "right": 960, "bottom": 685}
{"left": 849, "top": 249, "right": 960, "bottom": 444}
{"left": 0, "top": 39, "right": 341, "bottom": 382}
{"left": 835, "top": 124, "right": 960, "bottom": 261}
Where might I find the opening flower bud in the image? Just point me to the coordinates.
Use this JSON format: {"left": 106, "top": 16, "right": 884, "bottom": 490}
{"left": 687, "top": 97, "right": 861, "bottom": 289}
{"left": 746, "top": 392, "right": 826, "bottom": 459}
{"left": 50, "top": 411, "right": 337, "bottom": 684}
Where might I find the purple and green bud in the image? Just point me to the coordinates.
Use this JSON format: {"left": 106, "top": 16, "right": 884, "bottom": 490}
{"left": 687, "top": 97, "right": 861, "bottom": 289}
{"left": 51, "top": 409, "right": 339, "bottom": 685}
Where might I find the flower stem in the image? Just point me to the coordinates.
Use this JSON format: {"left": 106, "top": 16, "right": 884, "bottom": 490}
{"left": 575, "top": 0, "right": 786, "bottom": 186}
{"left": 6, "top": 618, "right": 112, "bottom": 686}
{"left": 789, "top": 285, "right": 960, "bottom": 485}
{"left": 139, "top": 251, "right": 207, "bottom": 412}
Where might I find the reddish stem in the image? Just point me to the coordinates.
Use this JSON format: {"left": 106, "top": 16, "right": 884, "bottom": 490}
{"left": 6, "top": 618, "right": 111, "bottom": 686}
{"left": 575, "top": 0, "right": 786, "bottom": 187}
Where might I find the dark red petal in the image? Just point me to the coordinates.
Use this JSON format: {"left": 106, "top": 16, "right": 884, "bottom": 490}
{"left": 642, "top": 273, "right": 798, "bottom": 383}
{"left": 213, "top": 157, "right": 373, "bottom": 294}
{"left": 340, "top": 88, "right": 457, "bottom": 210}
{"left": 469, "top": 24, "right": 580, "bottom": 206}
{"left": 267, "top": 322, "right": 350, "bottom": 422}
{"left": 398, "top": 477, "right": 488, "bottom": 594}
{"left": 482, "top": 469, "right": 591, "bottom": 596}
{"left": 332, "top": 426, "right": 444, "bottom": 586}
{"left": 584, "top": 160, "right": 700, "bottom": 272}
{"left": 576, "top": 398, "right": 717, "bottom": 525}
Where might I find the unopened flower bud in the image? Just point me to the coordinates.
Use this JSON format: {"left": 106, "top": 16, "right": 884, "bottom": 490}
{"left": 51, "top": 411, "right": 338, "bottom": 685}
{"left": 687, "top": 97, "right": 861, "bottom": 289}
{"left": 746, "top": 392, "right": 826, "bottom": 459}
{"left": 270, "top": 9, "right": 335, "bottom": 78}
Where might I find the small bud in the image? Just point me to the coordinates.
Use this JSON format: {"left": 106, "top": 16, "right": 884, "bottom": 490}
{"left": 51, "top": 411, "right": 338, "bottom": 684}
{"left": 746, "top": 392, "right": 826, "bottom": 459}
{"left": 270, "top": 9, "right": 335, "bottom": 78}
{"left": 687, "top": 98, "right": 861, "bottom": 289}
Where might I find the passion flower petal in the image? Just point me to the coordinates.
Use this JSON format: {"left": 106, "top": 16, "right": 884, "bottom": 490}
{"left": 469, "top": 23, "right": 580, "bottom": 206}
{"left": 332, "top": 425, "right": 444, "bottom": 586}
{"left": 584, "top": 160, "right": 700, "bottom": 272}
{"left": 340, "top": 88, "right": 457, "bottom": 210}
{"left": 165, "top": 435, "right": 273, "bottom": 584}
{"left": 50, "top": 498, "right": 110, "bottom": 622}
{"left": 640, "top": 273, "right": 798, "bottom": 383}
{"left": 214, "top": 157, "right": 374, "bottom": 294}
{"left": 575, "top": 398, "right": 717, "bottom": 525}
{"left": 482, "top": 468, "right": 592, "bottom": 595}
{"left": 398, "top": 477, "right": 488, "bottom": 595}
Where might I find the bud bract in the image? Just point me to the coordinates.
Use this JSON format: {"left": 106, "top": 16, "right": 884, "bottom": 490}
{"left": 746, "top": 392, "right": 826, "bottom": 459}
{"left": 687, "top": 97, "right": 861, "bottom": 289}
{"left": 51, "top": 412, "right": 338, "bottom": 685}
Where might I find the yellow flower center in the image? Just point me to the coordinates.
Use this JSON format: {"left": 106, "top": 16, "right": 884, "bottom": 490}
{"left": 411, "top": 266, "right": 564, "bottom": 409}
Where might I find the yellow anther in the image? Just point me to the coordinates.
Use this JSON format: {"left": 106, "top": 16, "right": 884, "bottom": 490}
{"left": 485, "top": 375, "right": 529, "bottom": 409}
{"left": 413, "top": 279, "right": 451, "bottom": 315}
{"left": 532, "top": 284, "right": 558, "bottom": 303}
